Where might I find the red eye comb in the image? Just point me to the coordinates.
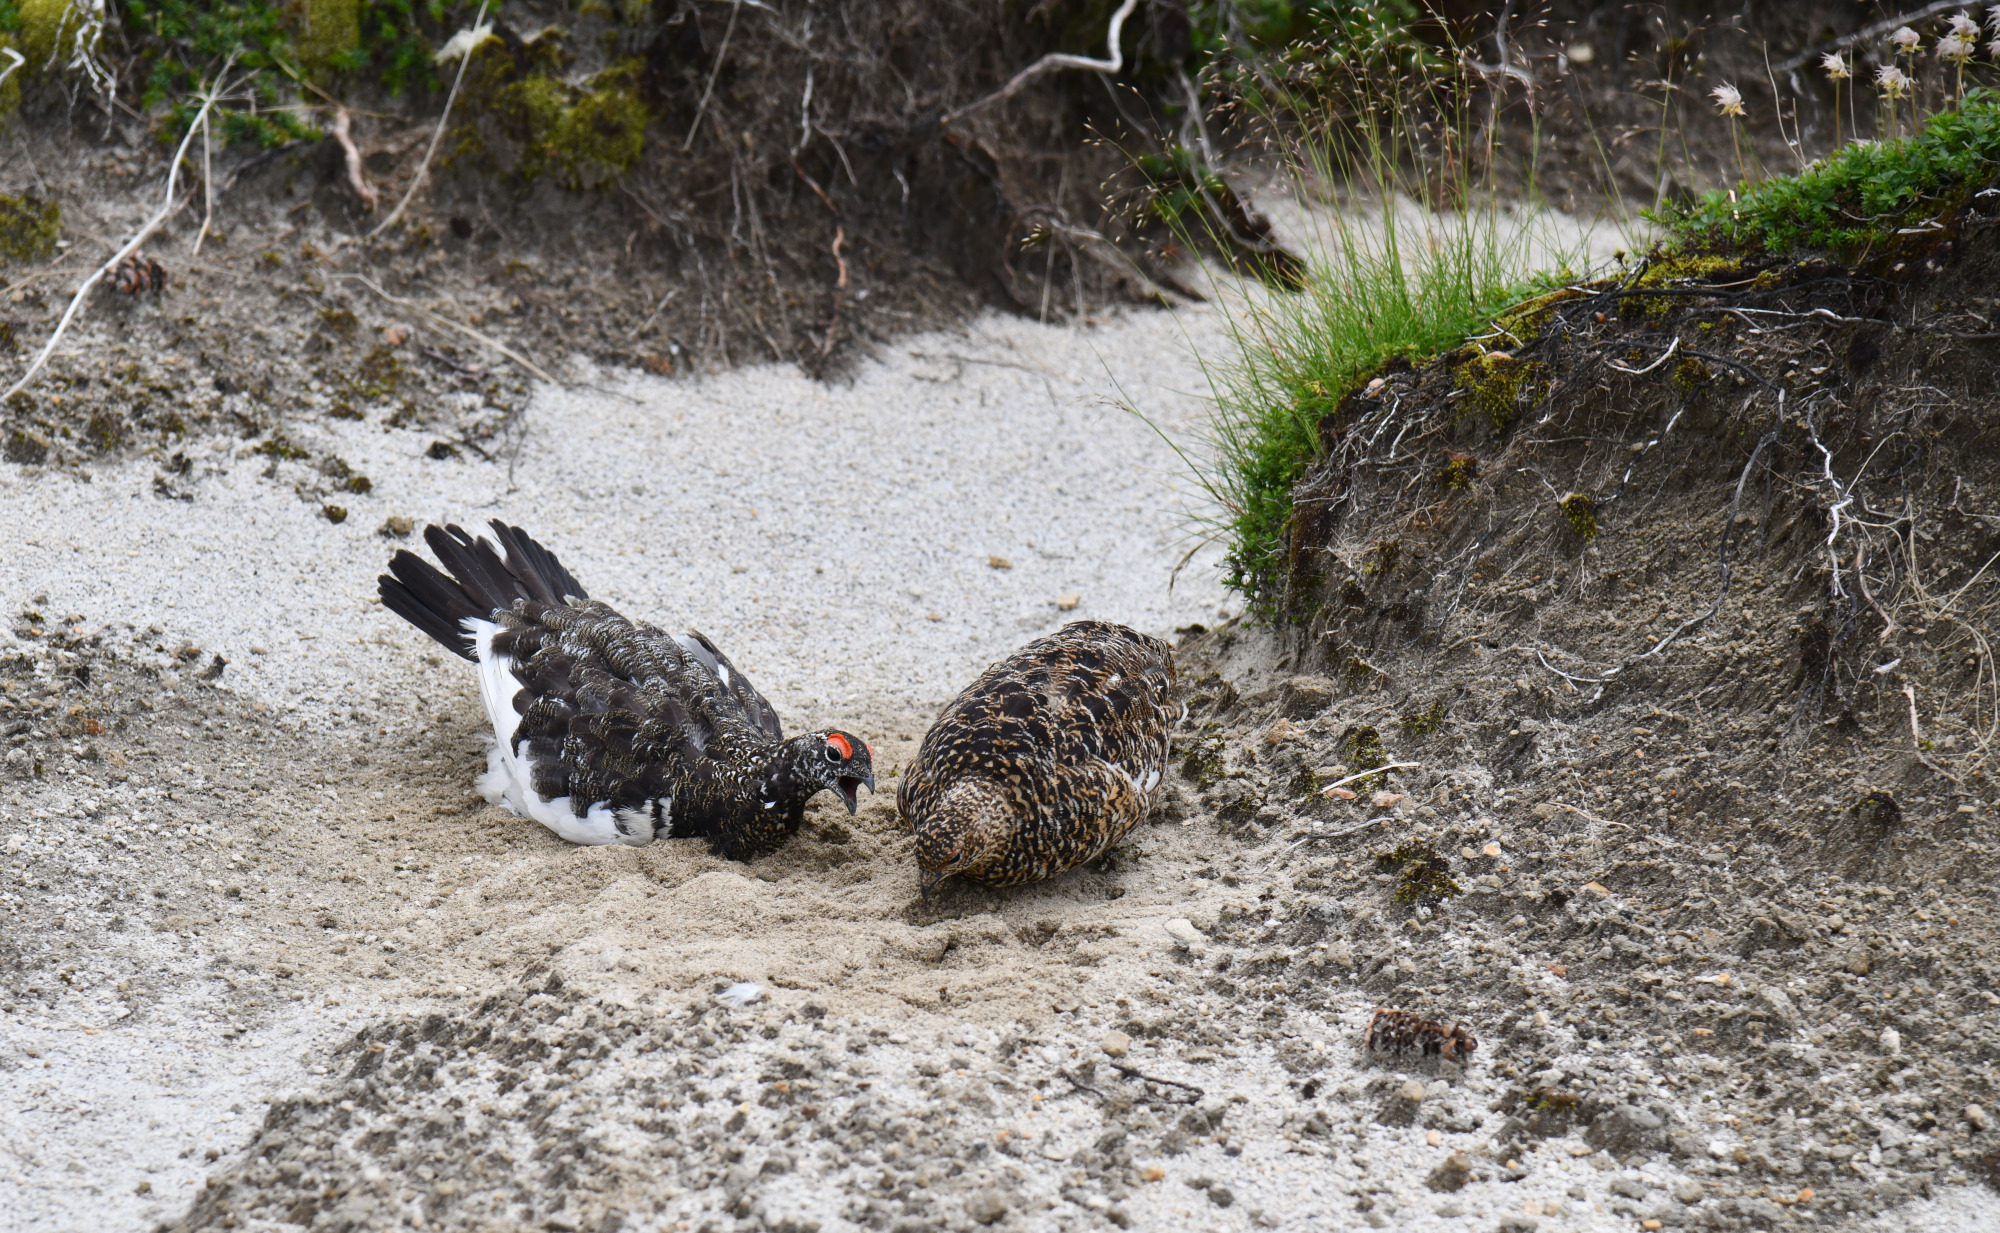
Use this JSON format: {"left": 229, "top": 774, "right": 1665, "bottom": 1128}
{"left": 827, "top": 733, "right": 853, "bottom": 759}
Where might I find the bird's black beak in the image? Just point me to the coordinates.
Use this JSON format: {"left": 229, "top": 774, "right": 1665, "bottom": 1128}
{"left": 919, "top": 867, "right": 943, "bottom": 897}
{"left": 836, "top": 772, "right": 872, "bottom": 815}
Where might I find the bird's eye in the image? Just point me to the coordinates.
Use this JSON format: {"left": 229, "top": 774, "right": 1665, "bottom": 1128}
{"left": 825, "top": 732, "right": 853, "bottom": 761}
{"left": 824, "top": 746, "right": 841, "bottom": 763}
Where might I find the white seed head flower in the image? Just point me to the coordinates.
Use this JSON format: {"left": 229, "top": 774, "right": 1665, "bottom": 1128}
{"left": 1821, "top": 51, "right": 1851, "bottom": 80}
{"left": 1891, "top": 25, "right": 1921, "bottom": 53}
{"left": 1877, "top": 63, "right": 1911, "bottom": 96}
{"left": 1990, "top": 35, "right": 2000, "bottom": 58}
{"left": 1990, "top": 4, "right": 2000, "bottom": 35}
{"left": 1941, "top": 31, "right": 1977, "bottom": 63}
{"left": 1711, "top": 83, "right": 1746, "bottom": 116}
{"left": 1951, "top": 11, "right": 1980, "bottom": 38}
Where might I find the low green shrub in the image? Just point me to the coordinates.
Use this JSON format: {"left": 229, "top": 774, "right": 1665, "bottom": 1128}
{"left": 1659, "top": 88, "right": 2000, "bottom": 255}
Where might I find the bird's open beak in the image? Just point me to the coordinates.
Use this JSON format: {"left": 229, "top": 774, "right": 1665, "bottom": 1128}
{"left": 835, "top": 770, "right": 873, "bottom": 815}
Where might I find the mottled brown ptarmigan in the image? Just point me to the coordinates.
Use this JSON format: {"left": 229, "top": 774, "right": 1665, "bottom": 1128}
{"left": 900, "top": 620, "right": 1180, "bottom": 892}
{"left": 378, "top": 521, "right": 874, "bottom": 859}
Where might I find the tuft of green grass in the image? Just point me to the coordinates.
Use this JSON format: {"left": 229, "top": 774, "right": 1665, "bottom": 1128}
{"left": 1154, "top": 15, "right": 1581, "bottom": 614}
{"left": 1659, "top": 88, "right": 2000, "bottom": 256}
{"left": 1182, "top": 171, "right": 1572, "bottom": 611}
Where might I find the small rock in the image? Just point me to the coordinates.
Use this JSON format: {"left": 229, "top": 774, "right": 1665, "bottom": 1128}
{"left": 1207, "top": 1185, "right": 1234, "bottom": 1208}
{"left": 379, "top": 515, "right": 415, "bottom": 538}
{"left": 382, "top": 323, "right": 411, "bottom": 347}
{"left": 1370, "top": 791, "right": 1404, "bottom": 808}
{"left": 988, "top": 556, "right": 1012, "bottom": 570}
{"left": 1163, "top": 918, "right": 1203, "bottom": 945}
{"left": 1102, "top": 1031, "right": 1132, "bottom": 1058}
{"left": 1671, "top": 1181, "right": 1706, "bottom": 1204}
{"left": 1586, "top": 1104, "right": 1666, "bottom": 1156}
{"left": 1843, "top": 949, "right": 1871, "bottom": 976}
{"left": 1277, "top": 676, "right": 1335, "bottom": 719}
{"left": 1754, "top": 986, "right": 1799, "bottom": 1028}
{"left": 1496, "top": 1215, "right": 1539, "bottom": 1233}
{"left": 1056, "top": 593, "right": 1081, "bottom": 611}
{"left": 965, "top": 1189, "right": 1009, "bottom": 1225}
{"left": 1608, "top": 1177, "right": 1649, "bottom": 1199}
{"left": 1426, "top": 1152, "right": 1474, "bottom": 1193}
{"left": 1879, "top": 1026, "right": 1901, "bottom": 1056}
{"left": 1966, "top": 1104, "right": 1988, "bottom": 1131}
{"left": 1401, "top": 1080, "right": 1428, "bottom": 1102}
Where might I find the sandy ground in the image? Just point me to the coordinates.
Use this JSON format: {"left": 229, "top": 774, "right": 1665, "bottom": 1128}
{"left": 2, "top": 240, "right": 1996, "bottom": 1232}
{"left": 0, "top": 304, "right": 1239, "bottom": 1229}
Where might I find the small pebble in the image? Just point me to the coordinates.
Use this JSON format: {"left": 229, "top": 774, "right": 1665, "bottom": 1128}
{"left": 1101, "top": 1031, "right": 1131, "bottom": 1058}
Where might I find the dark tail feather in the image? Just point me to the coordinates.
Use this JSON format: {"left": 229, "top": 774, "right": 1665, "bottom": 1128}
{"left": 379, "top": 550, "right": 483, "bottom": 660}
{"left": 489, "top": 520, "right": 588, "bottom": 604}
{"left": 377, "top": 523, "right": 589, "bottom": 660}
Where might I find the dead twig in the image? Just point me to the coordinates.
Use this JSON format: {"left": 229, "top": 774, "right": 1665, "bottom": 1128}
{"left": 1774, "top": 2, "right": 1964, "bottom": 71}
{"left": 333, "top": 273, "right": 555, "bottom": 384}
{"left": 1104, "top": 1060, "right": 1204, "bottom": 1101}
{"left": 192, "top": 103, "right": 215, "bottom": 256}
{"left": 4, "top": 53, "right": 238, "bottom": 402}
{"left": 683, "top": 0, "right": 741, "bottom": 152}
{"left": 941, "top": 0, "right": 1139, "bottom": 125}
{"left": 367, "top": 0, "right": 490, "bottom": 240}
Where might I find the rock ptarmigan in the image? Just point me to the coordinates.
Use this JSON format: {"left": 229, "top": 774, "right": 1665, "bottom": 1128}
{"left": 378, "top": 521, "right": 874, "bottom": 857}
{"left": 899, "top": 620, "right": 1180, "bottom": 892}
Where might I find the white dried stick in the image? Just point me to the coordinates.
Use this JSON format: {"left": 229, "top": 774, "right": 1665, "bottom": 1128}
{"left": 4, "top": 56, "right": 237, "bottom": 402}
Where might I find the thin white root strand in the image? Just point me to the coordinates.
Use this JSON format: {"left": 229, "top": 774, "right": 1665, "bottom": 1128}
{"left": 3, "top": 55, "right": 237, "bottom": 403}
{"left": 332, "top": 108, "right": 377, "bottom": 212}
{"left": 942, "top": 0, "right": 1139, "bottom": 124}
{"left": 1903, "top": 683, "right": 1961, "bottom": 783}
{"left": 1318, "top": 762, "right": 1423, "bottom": 794}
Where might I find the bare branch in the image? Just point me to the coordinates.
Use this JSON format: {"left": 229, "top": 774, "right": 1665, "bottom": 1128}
{"left": 4, "top": 54, "right": 238, "bottom": 403}
{"left": 941, "top": 0, "right": 1140, "bottom": 125}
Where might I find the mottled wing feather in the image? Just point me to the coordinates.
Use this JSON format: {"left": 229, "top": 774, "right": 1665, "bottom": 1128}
{"left": 492, "top": 600, "right": 774, "bottom": 831}
{"left": 685, "top": 628, "right": 785, "bottom": 741}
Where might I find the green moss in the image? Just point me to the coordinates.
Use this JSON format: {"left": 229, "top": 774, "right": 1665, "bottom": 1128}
{"left": 0, "top": 193, "right": 58, "bottom": 263}
{"left": 1633, "top": 254, "right": 1740, "bottom": 288}
{"left": 1286, "top": 766, "right": 1322, "bottom": 801}
{"left": 1178, "top": 731, "right": 1226, "bottom": 791}
{"left": 297, "top": 0, "right": 360, "bottom": 76}
{"left": 1361, "top": 539, "right": 1400, "bottom": 577}
{"left": 83, "top": 411, "right": 122, "bottom": 451}
{"left": 1669, "top": 356, "right": 1710, "bottom": 396}
{"left": 1558, "top": 491, "right": 1598, "bottom": 541}
{"left": 1456, "top": 351, "right": 1542, "bottom": 431}
{"left": 1398, "top": 699, "right": 1445, "bottom": 736}
{"left": 0, "top": 36, "right": 19, "bottom": 122}
{"left": 17, "top": 0, "right": 82, "bottom": 72}
{"left": 553, "top": 74, "right": 646, "bottom": 188}
{"left": 486, "top": 54, "right": 650, "bottom": 190}
{"left": 323, "top": 503, "right": 348, "bottom": 524}
{"left": 1376, "top": 841, "right": 1460, "bottom": 907}
{"left": 1437, "top": 449, "right": 1477, "bottom": 491}
{"left": 354, "top": 342, "right": 400, "bottom": 396}
{"left": 319, "top": 306, "right": 359, "bottom": 336}
{"left": 1341, "top": 724, "right": 1389, "bottom": 791}
{"left": 254, "top": 434, "right": 310, "bottom": 461}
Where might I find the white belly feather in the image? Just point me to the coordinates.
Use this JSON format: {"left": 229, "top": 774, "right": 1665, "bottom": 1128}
{"left": 464, "top": 618, "right": 661, "bottom": 847}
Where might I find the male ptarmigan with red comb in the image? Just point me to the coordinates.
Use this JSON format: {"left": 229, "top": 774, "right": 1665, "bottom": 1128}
{"left": 379, "top": 521, "right": 874, "bottom": 859}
